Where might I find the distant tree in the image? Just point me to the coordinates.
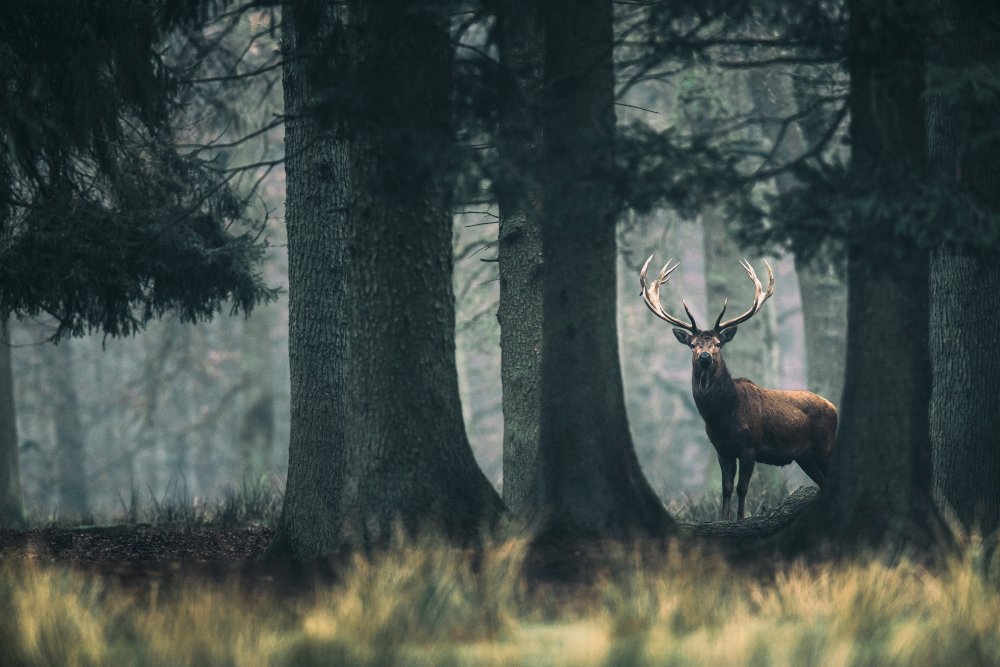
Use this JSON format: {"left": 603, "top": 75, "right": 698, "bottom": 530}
{"left": 927, "top": 0, "right": 1000, "bottom": 536}
{"left": 0, "top": 1, "right": 275, "bottom": 525}
{"left": 0, "top": 320, "right": 21, "bottom": 527}
{"left": 272, "top": 0, "right": 504, "bottom": 558}
{"left": 239, "top": 306, "right": 275, "bottom": 484}
{"left": 747, "top": 66, "right": 847, "bottom": 407}
{"left": 46, "top": 341, "right": 88, "bottom": 519}
{"left": 496, "top": 0, "right": 674, "bottom": 541}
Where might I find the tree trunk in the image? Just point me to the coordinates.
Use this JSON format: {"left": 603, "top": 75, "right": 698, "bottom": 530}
{"left": 783, "top": 0, "right": 941, "bottom": 550}
{"left": 0, "top": 319, "right": 22, "bottom": 527}
{"left": 523, "top": 0, "right": 674, "bottom": 541}
{"left": 273, "top": 0, "right": 504, "bottom": 558}
{"left": 0, "top": 153, "right": 23, "bottom": 527}
{"left": 927, "top": 0, "right": 1000, "bottom": 536}
{"left": 748, "top": 68, "right": 847, "bottom": 407}
{"left": 47, "top": 340, "right": 88, "bottom": 519}
{"left": 239, "top": 306, "right": 275, "bottom": 484}
{"left": 495, "top": 0, "right": 545, "bottom": 515}
{"left": 794, "top": 261, "right": 846, "bottom": 406}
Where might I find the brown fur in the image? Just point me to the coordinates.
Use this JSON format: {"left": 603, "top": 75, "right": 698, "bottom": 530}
{"left": 683, "top": 331, "right": 838, "bottom": 520}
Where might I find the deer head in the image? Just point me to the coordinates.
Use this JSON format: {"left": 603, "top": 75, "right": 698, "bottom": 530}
{"left": 639, "top": 256, "right": 775, "bottom": 371}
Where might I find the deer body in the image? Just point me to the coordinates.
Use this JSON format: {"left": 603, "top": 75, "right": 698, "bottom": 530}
{"left": 640, "top": 256, "right": 838, "bottom": 520}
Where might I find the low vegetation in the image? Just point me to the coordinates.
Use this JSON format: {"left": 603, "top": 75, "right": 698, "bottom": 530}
{"left": 3, "top": 531, "right": 999, "bottom": 666}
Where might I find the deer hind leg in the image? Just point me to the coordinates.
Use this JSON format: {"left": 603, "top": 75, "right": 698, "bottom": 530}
{"left": 736, "top": 453, "right": 755, "bottom": 520}
{"left": 718, "top": 453, "right": 737, "bottom": 520}
{"left": 796, "top": 456, "right": 826, "bottom": 488}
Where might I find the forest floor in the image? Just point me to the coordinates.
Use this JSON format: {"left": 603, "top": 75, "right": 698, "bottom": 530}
{"left": 0, "top": 487, "right": 817, "bottom": 587}
{"left": 2, "top": 490, "right": 998, "bottom": 666}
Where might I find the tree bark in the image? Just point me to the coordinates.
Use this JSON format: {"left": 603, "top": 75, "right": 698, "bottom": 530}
{"left": 522, "top": 0, "right": 674, "bottom": 541}
{"left": 0, "top": 319, "right": 22, "bottom": 527}
{"left": 495, "top": 0, "right": 545, "bottom": 515}
{"left": 273, "top": 0, "right": 351, "bottom": 558}
{"left": 273, "top": 0, "right": 504, "bottom": 558}
{"left": 927, "top": 0, "right": 1000, "bottom": 536}
{"left": 780, "top": 0, "right": 941, "bottom": 551}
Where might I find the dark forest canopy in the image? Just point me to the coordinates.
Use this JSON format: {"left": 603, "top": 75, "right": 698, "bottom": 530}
{"left": 607, "top": 0, "right": 1000, "bottom": 264}
{"left": 0, "top": 0, "right": 276, "bottom": 341}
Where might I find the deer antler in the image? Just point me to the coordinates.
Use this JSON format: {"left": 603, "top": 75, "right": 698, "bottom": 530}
{"left": 713, "top": 258, "right": 775, "bottom": 331}
{"left": 640, "top": 255, "right": 698, "bottom": 331}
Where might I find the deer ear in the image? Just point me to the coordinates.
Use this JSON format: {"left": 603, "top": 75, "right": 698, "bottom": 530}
{"left": 672, "top": 328, "right": 693, "bottom": 345}
{"left": 719, "top": 325, "right": 738, "bottom": 344}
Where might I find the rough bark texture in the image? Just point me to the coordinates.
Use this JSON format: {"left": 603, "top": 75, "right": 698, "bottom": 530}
{"left": 927, "top": 0, "right": 1000, "bottom": 536}
{"left": 495, "top": 0, "right": 545, "bottom": 515}
{"left": 239, "top": 306, "right": 275, "bottom": 483}
{"left": 0, "top": 319, "right": 22, "bottom": 527}
{"left": 748, "top": 68, "right": 847, "bottom": 407}
{"left": 274, "top": 0, "right": 504, "bottom": 558}
{"left": 784, "top": 0, "right": 941, "bottom": 549}
{"left": 274, "top": 1, "right": 351, "bottom": 557}
{"left": 48, "top": 340, "right": 88, "bottom": 518}
{"left": 524, "top": 0, "right": 674, "bottom": 541}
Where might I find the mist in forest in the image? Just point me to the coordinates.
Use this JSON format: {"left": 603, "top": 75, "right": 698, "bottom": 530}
{"left": 2, "top": 4, "right": 856, "bottom": 523}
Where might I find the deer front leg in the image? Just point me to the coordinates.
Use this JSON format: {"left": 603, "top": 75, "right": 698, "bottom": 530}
{"left": 736, "top": 453, "right": 755, "bottom": 520}
{"left": 718, "top": 453, "right": 737, "bottom": 520}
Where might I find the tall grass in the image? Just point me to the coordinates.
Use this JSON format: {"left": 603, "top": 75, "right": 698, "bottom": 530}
{"left": 2, "top": 535, "right": 999, "bottom": 666}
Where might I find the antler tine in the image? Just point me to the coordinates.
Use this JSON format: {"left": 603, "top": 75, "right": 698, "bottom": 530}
{"left": 639, "top": 255, "right": 698, "bottom": 331}
{"left": 713, "top": 297, "right": 729, "bottom": 331}
{"left": 761, "top": 259, "right": 775, "bottom": 301}
{"left": 714, "top": 258, "right": 776, "bottom": 331}
{"left": 681, "top": 299, "right": 699, "bottom": 331}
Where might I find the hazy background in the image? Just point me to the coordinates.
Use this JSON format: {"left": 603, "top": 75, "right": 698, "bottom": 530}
{"left": 10, "top": 9, "right": 823, "bottom": 520}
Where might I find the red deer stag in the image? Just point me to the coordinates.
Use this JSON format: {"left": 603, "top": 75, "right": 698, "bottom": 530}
{"left": 639, "top": 256, "right": 837, "bottom": 520}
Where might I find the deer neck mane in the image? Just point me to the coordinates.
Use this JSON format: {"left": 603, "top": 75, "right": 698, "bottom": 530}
{"left": 692, "top": 359, "right": 738, "bottom": 417}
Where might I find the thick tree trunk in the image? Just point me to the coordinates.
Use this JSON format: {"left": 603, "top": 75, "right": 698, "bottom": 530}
{"left": 927, "top": 0, "right": 1000, "bottom": 536}
{"left": 274, "top": 0, "right": 504, "bottom": 558}
{"left": 273, "top": 0, "right": 351, "bottom": 557}
{"left": 239, "top": 306, "right": 275, "bottom": 483}
{"left": 523, "top": 0, "right": 674, "bottom": 541}
{"left": 47, "top": 340, "right": 88, "bottom": 519}
{"left": 0, "top": 319, "right": 22, "bottom": 527}
{"left": 495, "top": 0, "right": 545, "bottom": 515}
{"left": 779, "top": 0, "right": 941, "bottom": 552}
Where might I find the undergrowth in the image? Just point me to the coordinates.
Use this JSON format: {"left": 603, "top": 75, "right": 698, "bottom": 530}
{"left": 24, "top": 477, "right": 282, "bottom": 529}
{"left": 2, "top": 533, "right": 999, "bottom": 666}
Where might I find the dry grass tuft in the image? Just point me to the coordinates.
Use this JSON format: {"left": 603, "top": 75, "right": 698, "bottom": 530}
{"left": 2, "top": 535, "right": 999, "bottom": 666}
